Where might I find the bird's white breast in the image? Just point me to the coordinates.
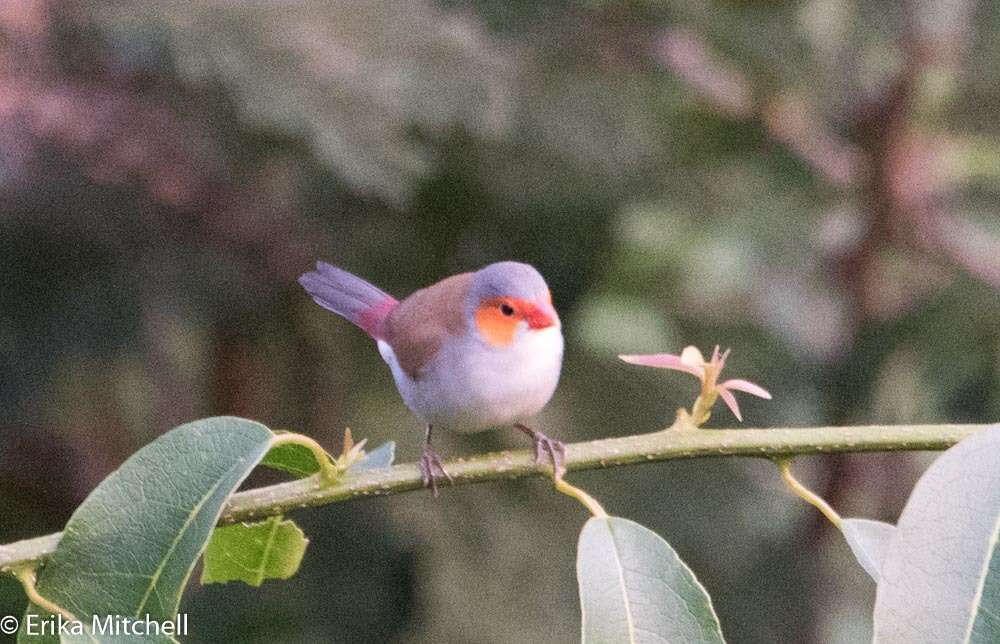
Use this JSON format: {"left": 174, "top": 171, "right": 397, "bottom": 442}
{"left": 378, "top": 325, "right": 563, "bottom": 433}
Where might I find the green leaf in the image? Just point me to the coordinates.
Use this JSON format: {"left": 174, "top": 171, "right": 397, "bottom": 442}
{"left": 577, "top": 516, "right": 725, "bottom": 644}
{"left": 201, "top": 516, "right": 308, "bottom": 587}
{"left": 19, "top": 417, "right": 274, "bottom": 643}
{"left": 840, "top": 518, "right": 895, "bottom": 582}
{"left": 350, "top": 441, "right": 395, "bottom": 471}
{"left": 261, "top": 440, "right": 325, "bottom": 478}
{"left": 873, "top": 425, "right": 1000, "bottom": 644}
{"left": 261, "top": 436, "right": 392, "bottom": 478}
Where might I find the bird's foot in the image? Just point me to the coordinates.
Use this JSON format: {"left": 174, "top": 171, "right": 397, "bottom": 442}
{"left": 419, "top": 445, "right": 453, "bottom": 497}
{"left": 516, "top": 424, "right": 567, "bottom": 480}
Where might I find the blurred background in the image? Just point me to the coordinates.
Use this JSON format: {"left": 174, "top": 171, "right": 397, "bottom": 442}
{"left": 1, "top": 1, "right": 999, "bottom": 642}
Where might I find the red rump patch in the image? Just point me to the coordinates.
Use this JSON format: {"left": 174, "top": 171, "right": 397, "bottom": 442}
{"left": 358, "top": 297, "right": 398, "bottom": 339}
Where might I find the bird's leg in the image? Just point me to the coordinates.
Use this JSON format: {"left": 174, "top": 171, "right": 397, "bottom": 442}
{"left": 514, "top": 423, "right": 567, "bottom": 480}
{"left": 418, "top": 424, "right": 453, "bottom": 497}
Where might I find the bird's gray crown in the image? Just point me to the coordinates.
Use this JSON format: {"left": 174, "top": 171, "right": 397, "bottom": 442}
{"left": 470, "top": 261, "right": 549, "bottom": 303}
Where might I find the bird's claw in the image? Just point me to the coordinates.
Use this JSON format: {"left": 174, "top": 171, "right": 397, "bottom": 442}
{"left": 419, "top": 446, "right": 453, "bottom": 497}
{"left": 531, "top": 432, "right": 567, "bottom": 481}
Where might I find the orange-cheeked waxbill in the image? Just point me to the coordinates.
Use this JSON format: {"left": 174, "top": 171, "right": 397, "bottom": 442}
{"left": 298, "top": 261, "right": 565, "bottom": 493}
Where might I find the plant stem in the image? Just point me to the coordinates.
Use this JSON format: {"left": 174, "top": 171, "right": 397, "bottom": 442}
{"left": 554, "top": 477, "right": 608, "bottom": 518}
{"left": 14, "top": 566, "right": 79, "bottom": 623}
{"left": 775, "top": 458, "right": 843, "bottom": 528}
{"left": 689, "top": 392, "right": 716, "bottom": 427}
{"left": 0, "top": 423, "right": 984, "bottom": 572}
{"left": 270, "top": 432, "right": 339, "bottom": 484}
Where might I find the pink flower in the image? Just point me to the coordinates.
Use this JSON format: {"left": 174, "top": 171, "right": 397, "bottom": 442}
{"left": 620, "top": 345, "right": 771, "bottom": 422}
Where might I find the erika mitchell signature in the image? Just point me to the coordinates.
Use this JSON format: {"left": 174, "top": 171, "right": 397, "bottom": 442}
{"left": 19, "top": 612, "right": 189, "bottom": 638}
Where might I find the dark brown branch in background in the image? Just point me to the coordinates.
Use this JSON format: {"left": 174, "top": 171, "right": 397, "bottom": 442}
{"left": 648, "top": 12, "right": 1000, "bottom": 300}
{"left": 822, "top": 0, "right": 981, "bottom": 552}
{"left": 654, "top": 29, "right": 754, "bottom": 120}
{"left": 763, "top": 94, "right": 865, "bottom": 188}
{"left": 646, "top": 10, "right": 992, "bottom": 642}
{"left": 651, "top": 27, "right": 867, "bottom": 189}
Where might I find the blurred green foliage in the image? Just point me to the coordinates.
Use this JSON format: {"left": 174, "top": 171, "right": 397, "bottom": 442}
{"left": 1, "top": 0, "right": 998, "bottom": 642}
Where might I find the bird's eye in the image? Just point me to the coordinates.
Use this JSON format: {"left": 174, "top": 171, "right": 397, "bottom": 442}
{"left": 500, "top": 303, "right": 515, "bottom": 317}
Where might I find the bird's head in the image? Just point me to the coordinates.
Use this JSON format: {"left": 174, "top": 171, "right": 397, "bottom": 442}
{"left": 468, "top": 262, "right": 560, "bottom": 348}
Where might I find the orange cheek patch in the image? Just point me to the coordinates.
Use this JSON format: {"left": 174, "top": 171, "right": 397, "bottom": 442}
{"left": 475, "top": 305, "right": 518, "bottom": 347}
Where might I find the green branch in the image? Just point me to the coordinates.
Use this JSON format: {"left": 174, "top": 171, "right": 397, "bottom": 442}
{"left": 0, "top": 423, "right": 984, "bottom": 573}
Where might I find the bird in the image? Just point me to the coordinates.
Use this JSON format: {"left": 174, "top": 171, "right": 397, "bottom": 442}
{"left": 298, "top": 260, "right": 565, "bottom": 494}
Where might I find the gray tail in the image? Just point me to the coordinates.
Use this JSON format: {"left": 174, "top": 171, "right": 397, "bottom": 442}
{"left": 298, "top": 262, "right": 398, "bottom": 338}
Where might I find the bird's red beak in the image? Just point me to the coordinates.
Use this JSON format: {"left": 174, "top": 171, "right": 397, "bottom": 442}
{"left": 525, "top": 300, "right": 559, "bottom": 329}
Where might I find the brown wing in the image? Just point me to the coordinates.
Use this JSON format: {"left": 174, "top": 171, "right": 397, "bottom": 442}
{"left": 382, "top": 272, "right": 473, "bottom": 379}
